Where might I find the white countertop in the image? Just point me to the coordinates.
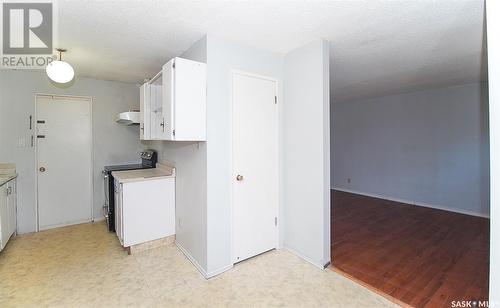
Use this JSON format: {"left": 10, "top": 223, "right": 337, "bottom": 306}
{"left": 112, "top": 162, "right": 175, "bottom": 183}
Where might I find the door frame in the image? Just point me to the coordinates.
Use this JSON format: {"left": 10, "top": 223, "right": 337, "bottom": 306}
{"left": 34, "top": 93, "right": 94, "bottom": 232}
{"left": 229, "top": 70, "right": 281, "bottom": 264}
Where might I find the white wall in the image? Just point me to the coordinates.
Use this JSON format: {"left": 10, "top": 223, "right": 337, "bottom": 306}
{"left": 159, "top": 141, "right": 207, "bottom": 271}
{"left": 332, "top": 82, "right": 490, "bottom": 217}
{"left": 159, "top": 36, "right": 331, "bottom": 277}
{"left": 143, "top": 36, "right": 287, "bottom": 277}
{"left": 283, "top": 39, "right": 331, "bottom": 268}
{"left": 487, "top": 0, "right": 499, "bottom": 304}
{"left": 205, "top": 36, "right": 285, "bottom": 276}
{"left": 0, "top": 70, "right": 144, "bottom": 233}
{"left": 159, "top": 36, "right": 209, "bottom": 272}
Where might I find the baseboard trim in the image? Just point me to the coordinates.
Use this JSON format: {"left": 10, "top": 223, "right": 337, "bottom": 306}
{"left": 332, "top": 187, "right": 489, "bottom": 218}
{"left": 175, "top": 241, "right": 208, "bottom": 278}
{"left": 38, "top": 218, "right": 94, "bottom": 231}
{"left": 284, "top": 246, "right": 325, "bottom": 270}
{"left": 206, "top": 264, "right": 233, "bottom": 279}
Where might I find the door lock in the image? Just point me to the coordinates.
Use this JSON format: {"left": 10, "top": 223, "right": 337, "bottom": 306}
{"left": 236, "top": 175, "right": 243, "bottom": 181}
{"left": 39, "top": 167, "right": 46, "bottom": 172}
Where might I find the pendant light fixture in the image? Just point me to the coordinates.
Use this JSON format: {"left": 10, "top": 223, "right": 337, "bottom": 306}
{"left": 46, "top": 48, "right": 75, "bottom": 83}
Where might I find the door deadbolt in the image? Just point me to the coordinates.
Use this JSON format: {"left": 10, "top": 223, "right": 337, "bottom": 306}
{"left": 236, "top": 175, "right": 243, "bottom": 181}
{"left": 39, "top": 167, "right": 46, "bottom": 172}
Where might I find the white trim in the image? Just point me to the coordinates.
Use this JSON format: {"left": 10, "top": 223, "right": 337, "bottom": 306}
{"left": 92, "top": 217, "right": 105, "bottom": 223}
{"left": 332, "top": 187, "right": 490, "bottom": 218}
{"left": 284, "top": 247, "right": 325, "bottom": 270}
{"left": 229, "top": 70, "right": 281, "bottom": 264}
{"left": 206, "top": 264, "right": 233, "bottom": 279}
{"left": 38, "top": 218, "right": 94, "bottom": 231}
{"left": 35, "top": 94, "right": 94, "bottom": 232}
{"left": 175, "top": 241, "right": 208, "bottom": 278}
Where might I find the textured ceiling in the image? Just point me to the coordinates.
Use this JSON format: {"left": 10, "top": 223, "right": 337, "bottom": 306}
{"left": 57, "top": 0, "right": 486, "bottom": 102}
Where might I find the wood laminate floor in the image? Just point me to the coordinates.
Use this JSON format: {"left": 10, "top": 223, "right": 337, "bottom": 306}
{"left": 331, "top": 190, "right": 489, "bottom": 308}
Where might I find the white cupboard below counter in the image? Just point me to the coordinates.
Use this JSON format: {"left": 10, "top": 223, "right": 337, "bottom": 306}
{"left": 140, "top": 57, "right": 206, "bottom": 141}
{"left": 112, "top": 162, "right": 175, "bottom": 253}
{"left": 0, "top": 166, "right": 17, "bottom": 252}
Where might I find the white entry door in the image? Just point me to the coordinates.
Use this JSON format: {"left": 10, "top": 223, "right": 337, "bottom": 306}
{"left": 37, "top": 95, "right": 92, "bottom": 230}
{"left": 232, "top": 72, "right": 278, "bottom": 263}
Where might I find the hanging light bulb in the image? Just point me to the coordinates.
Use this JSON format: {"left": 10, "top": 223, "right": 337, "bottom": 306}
{"left": 46, "top": 48, "right": 74, "bottom": 83}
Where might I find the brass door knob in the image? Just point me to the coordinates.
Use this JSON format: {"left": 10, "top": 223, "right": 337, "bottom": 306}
{"left": 39, "top": 167, "right": 46, "bottom": 172}
{"left": 236, "top": 175, "right": 243, "bottom": 181}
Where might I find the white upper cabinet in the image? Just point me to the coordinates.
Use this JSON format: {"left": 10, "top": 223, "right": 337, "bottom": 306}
{"left": 139, "top": 83, "right": 151, "bottom": 140}
{"left": 140, "top": 57, "right": 206, "bottom": 141}
{"left": 149, "top": 71, "right": 164, "bottom": 140}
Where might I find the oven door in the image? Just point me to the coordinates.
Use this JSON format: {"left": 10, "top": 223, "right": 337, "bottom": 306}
{"left": 103, "top": 171, "right": 110, "bottom": 224}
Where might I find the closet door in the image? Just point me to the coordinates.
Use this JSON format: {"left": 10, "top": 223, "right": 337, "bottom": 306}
{"left": 232, "top": 72, "right": 278, "bottom": 263}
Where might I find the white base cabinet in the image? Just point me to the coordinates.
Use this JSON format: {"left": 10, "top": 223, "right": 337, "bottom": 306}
{"left": 115, "top": 178, "right": 175, "bottom": 248}
{"left": 0, "top": 178, "right": 17, "bottom": 252}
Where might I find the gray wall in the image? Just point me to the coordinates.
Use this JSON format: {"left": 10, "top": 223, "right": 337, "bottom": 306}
{"left": 148, "top": 36, "right": 286, "bottom": 277}
{"left": 486, "top": 0, "right": 499, "bottom": 301}
{"left": 205, "top": 36, "right": 285, "bottom": 276}
{"left": 331, "top": 82, "right": 489, "bottom": 217}
{"left": 283, "top": 39, "right": 331, "bottom": 268}
{"left": 0, "top": 70, "right": 144, "bottom": 233}
{"left": 158, "top": 36, "right": 208, "bottom": 272}
{"left": 155, "top": 36, "right": 332, "bottom": 276}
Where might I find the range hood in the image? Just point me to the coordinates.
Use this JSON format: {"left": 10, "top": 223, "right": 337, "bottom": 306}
{"left": 116, "top": 111, "right": 140, "bottom": 125}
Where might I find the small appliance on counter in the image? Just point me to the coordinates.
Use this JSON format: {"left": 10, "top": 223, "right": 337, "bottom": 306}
{"left": 102, "top": 150, "right": 157, "bottom": 232}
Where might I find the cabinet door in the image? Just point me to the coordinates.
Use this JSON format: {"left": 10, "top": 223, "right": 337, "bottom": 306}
{"left": 173, "top": 58, "right": 207, "bottom": 141}
{"left": 150, "top": 81, "right": 164, "bottom": 140}
{"left": 114, "top": 180, "right": 123, "bottom": 245}
{"left": 0, "top": 185, "right": 8, "bottom": 250}
{"left": 161, "top": 58, "right": 174, "bottom": 140}
{"left": 121, "top": 178, "right": 175, "bottom": 247}
{"left": 139, "top": 83, "right": 151, "bottom": 140}
{"left": 7, "top": 179, "right": 16, "bottom": 236}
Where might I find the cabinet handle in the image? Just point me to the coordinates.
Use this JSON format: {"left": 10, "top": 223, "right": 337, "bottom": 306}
{"left": 160, "top": 118, "right": 165, "bottom": 132}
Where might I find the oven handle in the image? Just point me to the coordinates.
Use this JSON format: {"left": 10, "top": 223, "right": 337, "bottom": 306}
{"left": 103, "top": 171, "right": 110, "bottom": 216}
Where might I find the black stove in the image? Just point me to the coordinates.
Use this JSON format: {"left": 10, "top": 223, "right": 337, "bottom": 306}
{"left": 102, "top": 150, "right": 157, "bottom": 232}
{"left": 104, "top": 164, "right": 145, "bottom": 172}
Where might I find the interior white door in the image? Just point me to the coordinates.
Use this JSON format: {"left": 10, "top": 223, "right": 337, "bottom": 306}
{"left": 232, "top": 72, "right": 278, "bottom": 263}
{"left": 37, "top": 96, "right": 92, "bottom": 230}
